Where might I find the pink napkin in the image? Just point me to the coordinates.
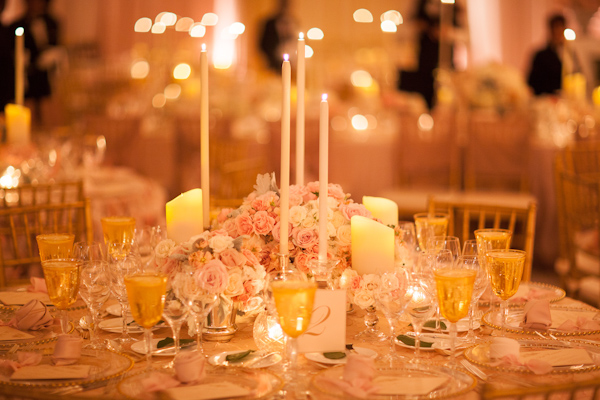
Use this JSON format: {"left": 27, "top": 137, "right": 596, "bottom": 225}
{"left": 174, "top": 351, "right": 206, "bottom": 383}
{"left": 27, "top": 277, "right": 48, "bottom": 293}
{"left": 317, "top": 354, "right": 379, "bottom": 399}
{"left": 488, "top": 338, "right": 553, "bottom": 375}
{"left": 1, "top": 299, "right": 54, "bottom": 331}
{"left": 140, "top": 371, "right": 180, "bottom": 393}
{"left": 521, "top": 300, "right": 552, "bottom": 330}
{"left": 511, "top": 287, "right": 546, "bottom": 303}
{"left": 0, "top": 352, "right": 42, "bottom": 372}
{"left": 557, "top": 317, "right": 600, "bottom": 332}
{"left": 52, "top": 335, "right": 82, "bottom": 366}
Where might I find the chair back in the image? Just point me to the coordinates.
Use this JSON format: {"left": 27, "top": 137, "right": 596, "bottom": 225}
{"left": 428, "top": 192, "right": 537, "bottom": 281}
{"left": 0, "top": 198, "right": 92, "bottom": 287}
{"left": 1, "top": 181, "right": 84, "bottom": 207}
{"left": 556, "top": 140, "right": 600, "bottom": 175}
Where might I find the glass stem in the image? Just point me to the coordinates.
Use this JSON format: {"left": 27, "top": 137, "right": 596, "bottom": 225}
{"left": 120, "top": 301, "right": 130, "bottom": 339}
{"left": 172, "top": 322, "right": 182, "bottom": 360}
{"left": 89, "top": 309, "right": 99, "bottom": 344}
{"left": 60, "top": 309, "right": 69, "bottom": 334}
{"left": 144, "top": 328, "right": 153, "bottom": 371}
{"left": 449, "top": 322, "right": 457, "bottom": 364}
{"left": 195, "top": 316, "right": 204, "bottom": 353}
{"left": 500, "top": 299, "right": 508, "bottom": 336}
{"left": 415, "top": 328, "right": 421, "bottom": 360}
{"left": 287, "top": 336, "right": 298, "bottom": 383}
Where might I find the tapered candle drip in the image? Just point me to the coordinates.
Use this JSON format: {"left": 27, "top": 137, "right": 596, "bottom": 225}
{"left": 200, "top": 44, "right": 210, "bottom": 228}
{"left": 280, "top": 54, "right": 291, "bottom": 255}
{"left": 15, "top": 27, "right": 24, "bottom": 106}
{"left": 318, "top": 94, "right": 329, "bottom": 263}
{"left": 296, "top": 33, "right": 306, "bottom": 186}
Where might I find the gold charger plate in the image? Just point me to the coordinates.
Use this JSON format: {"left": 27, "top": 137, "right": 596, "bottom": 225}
{"left": 482, "top": 305, "right": 600, "bottom": 337}
{"left": 479, "top": 282, "right": 566, "bottom": 308}
{"left": 117, "top": 368, "right": 284, "bottom": 400}
{"left": 0, "top": 322, "right": 74, "bottom": 349}
{"left": 464, "top": 338, "right": 600, "bottom": 374}
{"left": 311, "top": 363, "right": 477, "bottom": 399}
{"left": 0, "top": 348, "right": 133, "bottom": 388}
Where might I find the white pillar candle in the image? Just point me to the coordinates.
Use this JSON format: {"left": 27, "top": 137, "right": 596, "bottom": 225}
{"left": 295, "top": 33, "right": 306, "bottom": 186}
{"left": 200, "top": 44, "right": 210, "bottom": 229}
{"left": 166, "top": 189, "right": 204, "bottom": 244}
{"left": 280, "top": 54, "right": 291, "bottom": 255}
{"left": 15, "top": 27, "right": 24, "bottom": 106}
{"left": 362, "top": 196, "right": 399, "bottom": 228}
{"left": 351, "top": 215, "right": 395, "bottom": 275}
{"left": 5, "top": 104, "right": 30, "bottom": 144}
{"left": 318, "top": 94, "right": 329, "bottom": 263}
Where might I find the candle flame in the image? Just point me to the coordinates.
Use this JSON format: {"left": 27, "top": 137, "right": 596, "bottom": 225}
{"left": 202, "top": 43, "right": 206, "bottom": 51}
{"left": 283, "top": 53, "right": 289, "bottom": 62}
{"left": 15, "top": 27, "right": 24, "bottom": 36}
{"left": 299, "top": 32, "right": 304, "bottom": 40}
{"left": 322, "top": 94, "right": 328, "bottom": 101}
{"left": 564, "top": 28, "right": 576, "bottom": 41}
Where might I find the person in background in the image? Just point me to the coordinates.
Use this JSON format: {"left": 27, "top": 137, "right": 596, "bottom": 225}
{"left": 527, "top": 14, "right": 566, "bottom": 96}
{"left": 258, "top": 0, "right": 297, "bottom": 73}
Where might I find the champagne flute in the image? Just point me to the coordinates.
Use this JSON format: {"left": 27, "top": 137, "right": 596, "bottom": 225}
{"left": 414, "top": 213, "right": 449, "bottom": 251}
{"left": 41, "top": 258, "right": 81, "bottom": 333}
{"left": 486, "top": 249, "right": 526, "bottom": 336}
{"left": 433, "top": 265, "right": 476, "bottom": 365}
{"left": 271, "top": 277, "right": 317, "bottom": 395}
{"left": 101, "top": 216, "right": 136, "bottom": 259}
{"left": 161, "top": 283, "right": 190, "bottom": 366}
{"left": 36, "top": 233, "right": 75, "bottom": 261}
{"left": 106, "top": 252, "right": 142, "bottom": 344}
{"left": 405, "top": 278, "right": 435, "bottom": 362}
{"left": 124, "top": 272, "right": 167, "bottom": 370}
{"left": 78, "top": 260, "right": 110, "bottom": 348}
{"left": 456, "top": 255, "right": 488, "bottom": 342}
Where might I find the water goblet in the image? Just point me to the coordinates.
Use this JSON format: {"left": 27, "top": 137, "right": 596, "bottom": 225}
{"left": 72, "top": 241, "right": 104, "bottom": 263}
{"left": 462, "top": 239, "right": 479, "bottom": 256}
{"left": 124, "top": 272, "right": 167, "bottom": 371}
{"left": 101, "top": 216, "right": 136, "bottom": 259}
{"left": 405, "top": 278, "right": 435, "bottom": 362}
{"left": 135, "top": 226, "right": 165, "bottom": 268}
{"left": 433, "top": 264, "right": 476, "bottom": 365}
{"left": 413, "top": 213, "right": 449, "bottom": 251}
{"left": 78, "top": 260, "right": 110, "bottom": 349}
{"left": 428, "top": 236, "right": 461, "bottom": 261}
{"left": 36, "top": 233, "right": 75, "bottom": 261}
{"left": 486, "top": 249, "right": 526, "bottom": 336}
{"left": 456, "top": 255, "right": 488, "bottom": 342}
{"left": 396, "top": 221, "right": 418, "bottom": 271}
{"left": 41, "top": 258, "right": 81, "bottom": 333}
{"left": 161, "top": 283, "right": 190, "bottom": 366}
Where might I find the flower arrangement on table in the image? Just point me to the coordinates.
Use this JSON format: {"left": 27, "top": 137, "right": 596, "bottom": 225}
{"left": 216, "top": 173, "right": 374, "bottom": 276}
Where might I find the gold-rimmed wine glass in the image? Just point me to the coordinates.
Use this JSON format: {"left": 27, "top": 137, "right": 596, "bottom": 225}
{"left": 124, "top": 272, "right": 167, "bottom": 371}
{"left": 101, "top": 216, "right": 136, "bottom": 259}
{"left": 41, "top": 258, "right": 81, "bottom": 333}
{"left": 413, "top": 213, "right": 449, "bottom": 252}
{"left": 36, "top": 233, "right": 75, "bottom": 261}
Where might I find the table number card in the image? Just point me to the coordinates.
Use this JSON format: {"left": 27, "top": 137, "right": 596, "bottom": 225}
{"left": 297, "top": 289, "right": 346, "bottom": 353}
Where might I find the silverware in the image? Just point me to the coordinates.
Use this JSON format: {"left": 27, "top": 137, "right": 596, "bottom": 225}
{"left": 460, "top": 359, "right": 488, "bottom": 381}
{"left": 152, "top": 342, "right": 196, "bottom": 355}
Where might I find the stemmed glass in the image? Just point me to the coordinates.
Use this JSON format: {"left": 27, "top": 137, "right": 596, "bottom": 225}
{"left": 428, "top": 236, "right": 461, "bottom": 261}
{"left": 135, "top": 226, "right": 165, "bottom": 268}
{"left": 462, "top": 239, "right": 479, "bottom": 256}
{"left": 405, "top": 278, "right": 435, "bottom": 362}
{"left": 78, "top": 260, "right": 110, "bottom": 348}
{"left": 396, "top": 221, "right": 418, "bottom": 271}
{"left": 433, "top": 263, "right": 476, "bottom": 365}
{"left": 373, "top": 268, "right": 409, "bottom": 366}
{"left": 161, "top": 279, "right": 190, "bottom": 366}
{"left": 475, "top": 229, "right": 512, "bottom": 316}
{"left": 36, "top": 233, "right": 75, "bottom": 261}
{"left": 124, "top": 271, "right": 167, "bottom": 371}
{"left": 101, "top": 216, "right": 136, "bottom": 260}
{"left": 271, "top": 274, "right": 317, "bottom": 395}
{"left": 413, "top": 213, "right": 449, "bottom": 251}
{"left": 456, "top": 255, "right": 488, "bottom": 342}
{"left": 486, "top": 249, "right": 526, "bottom": 336}
{"left": 106, "top": 252, "right": 142, "bottom": 344}
{"left": 72, "top": 241, "right": 104, "bottom": 263}
{"left": 41, "top": 258, "right": 81, "bottom": 333}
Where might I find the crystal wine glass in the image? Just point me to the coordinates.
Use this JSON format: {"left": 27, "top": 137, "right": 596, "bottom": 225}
{"left": 456, "top": 255, "right": 488, "bottom": 342}
{"left": 462, "top": 239, "right": 479, "bottom": 256}
{"left": 405, "top": 277, "right": 435, "bottom": 362}
{"left": 124, "top": 272, "right": 167, "bottom": 371}
{"left": 101, "top": 216, "right": 136, "bottom": 260}
{"left": 78, "top": 260, "right": 110, "bottom": 349}
{"left": 413, "top": 213, "right": 449, "bottom": 252}
{"left": 72, "top": 241, "right": 104, "bottom": 263}
{"left": 41, "top": 258, "right": 81, "bottom": 333}
{"left": 106, "top": 252, "right": 142, "bottom": 344}
{"left": 36, "top": 233, "right": 75, "bottom": 261}
{"left": 396, "top": 221, "right": 418, "bottom": 271}
{"left": 161, "top": 281, "right": 190, "bottom": 366}
{"left": 428, "top": 236, "right": 461, "bottom": 262}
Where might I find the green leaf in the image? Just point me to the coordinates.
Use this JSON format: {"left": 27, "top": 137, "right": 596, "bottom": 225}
{"left": 225, "top": 350, "right": 255, "bottom": 362}
{"left": 156, "top": 337, "right": 195, "bottom": 349}
{"left": 396, "top": 335, "right": 433, "bottom": 348}
{"left": 323, "top": 352, "right": 347, "bottom": 360}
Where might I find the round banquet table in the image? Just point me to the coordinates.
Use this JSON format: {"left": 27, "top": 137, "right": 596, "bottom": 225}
{"left": 0, "top": 290, "right": 599, "bottom": 400}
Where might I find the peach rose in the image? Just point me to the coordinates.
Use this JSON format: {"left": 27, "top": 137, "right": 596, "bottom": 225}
{"left": 217, "top": 208, "right": 234, "bottom": 224}
{"left": 293, "top": 227, "right": 318, "bottom": 249}
{"left": 340, "top": 203, "right": 372, "bottom": 220}
{"left": 294, "top": 252, "right": 318, "bottom": 274}
{"left": 194, "top": 260, "right": 228, "bottom": 293}
{"left": 251, "top": 198, "right": 269, "bottom": 211}
{"left": 253, "top": 210, "right": 276, "bottom": 235}
{"left": 222, "top": 218, "right": 239, "bottom": 238}
{"left": 236, "top": 214, "right": 254, "bottom": 236}
{"left": 188, "top": 250, "right": 213, "bottom": 269}
{"left": 219, "top": 248, "right": 246, "bottom": 268}
{"left": 242, "top": 248, "right": 260, "bottom": 266}
{"left": 327, "top": 183, "right": 346, "bottom": 200}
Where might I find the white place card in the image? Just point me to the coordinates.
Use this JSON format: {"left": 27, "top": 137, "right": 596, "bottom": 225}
{"left": 374, "top": 376, "right": 448, "bottom": 395}
{"left": 11, "top": 365, "right": 91, "bottom": 380}
{"left": 520, "top": 348, "right": 593, "bottom": 367}
{"left": 0, "top": 292, "right": 51, "bottom": 306}
{"left": 0, "top": 326, "right": 35, "bottom": 340}
{"left": 164, "top": 382, "right": 251, "bottom": 400}
{"left": 297, "top": 289, "right": 346, "bottom": 353}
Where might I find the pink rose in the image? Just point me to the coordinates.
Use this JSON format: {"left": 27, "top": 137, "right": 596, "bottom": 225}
{"left": 304, "top": 181, "right": 320, "bottom": 202}
{"left": 272, "top": 221, "right": 292, "bottom": 243}
{"left": 295, "top": 252, "right": 318, "bottom": 274}
{"left": 257, "top": 191, "right": 279, "bottom": 208}
{"left": 289, "top": 185, "right": 307, "bottom": 206}
{"left": 242, "top": 248, "right": 260, "bottom": 266}
{"left": 219, "top": 248, "right": 246, "bottom": 268}
{"left": 222, "top": 218, "right": 239, "bottom": 238}
{"left": 328, "top": 183, "right": 345, "bottom": 200}
{"left": 251, "top": 198, "right": 269, "bottom": 211}
{"left": 236, "top": 214, "right": 254, "bottom": 236}
{"left": 188, "top": 250, "right": 213, "bottom": 269}
{"left": 340, "top": 203, "right": 372, "bottom": 220}
{"left": 217, "top": 208, "right": 234, "bottom": 224}
{"left": 253, "top": 210, "right": 275, "bottom": 235}
{"left": 350, "top": 276, "right": 362, "bottom": 290}
{"left": 293, "top": 227, "right": 318, "bottom": 249}
{"left": 194, "top": 260, "right": 228, "bottom": 293}
{"left": 243, "top": 280, "right": 262, "bottom": 296}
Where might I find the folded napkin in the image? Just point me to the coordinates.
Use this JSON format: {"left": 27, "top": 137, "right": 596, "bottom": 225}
{"left": 1, "top": 299, "right": 54, "bottom": 331}
{"left": 174, "top": 351, "right": 206, "bottom": 383}
{"left": 0, "top": 351, "right": 42, "bottom": 372}
{"left": 511, "top": 287, "right": 546, "bottom": 303}
{"left": 27, "top": 277, "right": 47, "bottom": 293}
{"left": 52, "top": 335, "right": 82, "bottom": 366}
{"left": 317, "top": 354, "right": 379, "bottom": 399}
{"left": 141, "top": 371, "right": 180, "bottom": 393}
{"left": 557, "top": 317, "right": 600, "bottom": 332}
{"left": 488, "top": 337, "right": 552, "bottom": 375}
{"left": 521, "top": 300, "right": 552, "bottom": 330}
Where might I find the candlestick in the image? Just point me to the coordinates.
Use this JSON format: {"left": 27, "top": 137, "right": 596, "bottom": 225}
{"left": 362, "top": 196, "right": 398, "bottom": 228}
{"left": 166, "top": 189, "right": 203, "bottom": 244}
{"left": 318, "top": 94, "right": 329, "bottom": 263}
{"left": 296, "top": 33, "right": 306, "bottom": 186}
{"left": 351, "top": 215, "right": 395, "bottom": 275}
{"left": 200, "top": 44, "right": 210, "bottom": 228}
{"left": 5, "top": 104, "right": 30, "bottom": 144}
{"left": 15, "top": 27, "right": 24, "bottom": 106}
{"left": 280, "top": 54, "right": 291, "bottom": 255}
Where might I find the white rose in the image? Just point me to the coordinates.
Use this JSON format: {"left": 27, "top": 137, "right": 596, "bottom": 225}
{"left": 306, "top": 200, "right": 319, "bottom": 211}
{"left": 327, "top": 196, "right": 338, "bottom": 211}
{"left": 155, "top": 239, "right": 177, "bottom": 259}
{"left": 362, "top": 274, "right": 381, "bottom": 292}
{"left": 336, "top": 225, "right": 352, "bottom": 246}
{"left": 289, "top": 206, "right": 308, "bottom": 227}
{"left": 353, "top": 288, "right": 375, "bottom": 309}
{"left": 224, "top": 272, "right": 245, "bottom": 297}
{"left": 301, "top": 210, "right": 318, "bottom": 229}
{"left": 327, "top": 222, "right": 336, "bottom": 238}
{"left": 331, "top": 211, "right": 346, "bottom": 228}
{"left": 209, "top": 235, "right": 234, "bottom": 253}
{"left": 339, "top": 269, "right": 359, "bottom": 289}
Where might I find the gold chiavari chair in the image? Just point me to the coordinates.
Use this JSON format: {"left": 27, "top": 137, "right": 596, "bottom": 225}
{"left": 0, "top": 198, "right": 93, "bottom": 288}
{"left": 482, "top": 376, "right": 600, "bottom": 400}
{"left": 428, "top": 192, "right": 537, "bottom": 282}
{"left": 0, "top": 181, "right": 84, "bottom": 208}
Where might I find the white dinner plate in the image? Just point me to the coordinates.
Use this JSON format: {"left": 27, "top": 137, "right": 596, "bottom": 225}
{"left": 304, "top": 346, "right": 377, "bottom": 365}
{"left": 98, "top": 318, "right": 166, "bottom": 334}
{"left": 106, "top": 304, "right": 122, "bottom": 317}
{"left": 395, "top": 332, "right": 468, "bottom": 352}
{"left": 421, "top": 318, "right": 480, "bottom": 333}
{"left": 208, "top": 350, "right": 282, "bottom": 369}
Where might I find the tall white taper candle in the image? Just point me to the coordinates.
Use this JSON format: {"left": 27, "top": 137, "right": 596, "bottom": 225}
{"left": 15, "top": 27, "right": 24, "bottom": 106}
{"left": 318, "top": 94, "right": 329, "bottom": 263}
{"left": 296, "top": 33, "right": 306, "bottom": 186}
{"left": 200, "top": 44, "right": 210, "bottom": 228}
{"left": 280, "top": 54, "right": 291, "bottom": 255}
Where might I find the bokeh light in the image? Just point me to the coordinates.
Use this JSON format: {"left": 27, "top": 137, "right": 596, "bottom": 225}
{"left": 164, "top": 83, "right": 182, "bottom": 99}
{"left": 353, "top": 9, "right": 373, "bottom": 23}
{"left": 201, "top": 13, "right": 218, "bottom": 26}
{"left": 152, "top": 93, "right": 166, "bottom": 108}
{"left": 159, "top": 12, "right": 177, "bottom": 26}
{"left": 417, "top": 113, "right": 434, "bottom": 131}
{"left": 351, "top": 114, "right": 368, "bottom": 130}
{"left": 130, "top": 59, "right": 150, "bottom": 79}
{"left": 381, "top": 10, "right": 403, "bottom": 25}
{"left": 229, "top": 22, "right": 245, "bottom": 35}
{"left": 190, "top": 23, "right": 206, "bottom": 37}
{"left": 305, "top": 45, "right": 314, "bottom": 58}
{"left": 564, "top": 28, "right": 576, "bottom": 41}
{"left": 134, "top": 18, "right": 152, "bottom": 32}
{"left": 351, "top": 70, "right": 373, "bottom": 87}
{"left": 151, "top": 22, "right": 166, "bottom": 34}
{"left": 173, "top": 63, "right": 191, "bottom": 80}
{"left": 307, "top": 27, "right": 324, "bottom": 40}
{"left": 381, "top": 20, "right": 397, "bottom": 32}
{"left": 175, "top": 17, "right": 194, "bottom": 32}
